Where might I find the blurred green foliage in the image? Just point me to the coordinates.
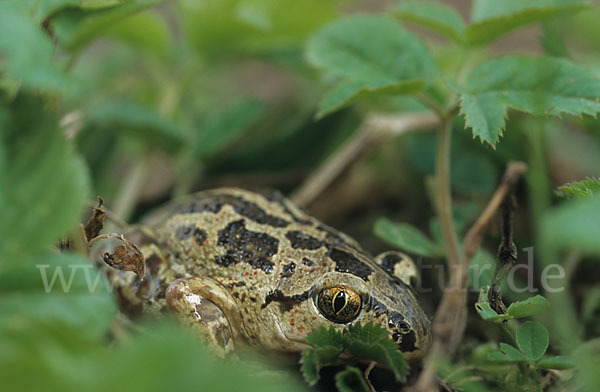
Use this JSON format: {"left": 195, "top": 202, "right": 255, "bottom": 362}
{"left": 2, "top": 0, "right": 600, "bottom": 391}
{"left": 302, "top": 324, "right": 407, "bottom": 388}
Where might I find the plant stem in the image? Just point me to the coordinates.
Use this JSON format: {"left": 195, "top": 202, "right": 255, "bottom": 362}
{"left": 418, "top": 93, "right": 445, "bottom": 118}
{"left": 498, "top": 322, "right": 532, "bottom": 380}
{"left": 109, "top": 156, "right": 149, "bottom": 229}
{"left": 291, "top": 111, "right": 438, "bottom": 206}
{"left": 526, "top": 122, "right": 581, "bottom": 352}
{"left": 499, "top": 322, "right": 519, "bottom": 349}
{"left": 435, "top": 116, "right": 462, "bottom": 272}
{"left": 414, "top": 115, "right": 463, "bottom": 391}
{"left": 414, "top": 163, "right": 527, "bottom": 389}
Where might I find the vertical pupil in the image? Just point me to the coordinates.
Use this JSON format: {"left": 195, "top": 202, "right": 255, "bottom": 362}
{"left": 333, "top": 291, "right": 346, "bottom": 313}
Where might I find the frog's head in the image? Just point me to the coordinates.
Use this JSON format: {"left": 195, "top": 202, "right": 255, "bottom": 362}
{"left": 275, "top": 249, "right": 431, "bottom": 362}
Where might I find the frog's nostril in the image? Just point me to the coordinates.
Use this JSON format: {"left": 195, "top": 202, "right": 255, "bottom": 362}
{"left": 398, "top": 321, "right": 411, "bottom": 333}
{"left": 388, "top": 311, "right": 411, "bottom": 332}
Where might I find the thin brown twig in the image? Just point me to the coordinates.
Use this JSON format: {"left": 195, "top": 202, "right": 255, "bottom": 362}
{"left": 364, "top": 361, "right": 377, "bottom": 392}
{"left": 488, "top": 191, "right": 518, "bottom": 315}
{"left": 411, "top": 116, "right": 462, "bottom": 392}
{"left": 413, "top": 161, "right": 527, "bottom": 392}
{"left": 462, "top": 162, "right": 527, "bottom": 262}
{"left": 291, "top": 111, "right": 439, "bottom": 206}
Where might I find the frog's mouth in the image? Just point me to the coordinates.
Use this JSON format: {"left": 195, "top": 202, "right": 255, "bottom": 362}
{"left": 273, "top": 318, "right": 311, "bottom": 348}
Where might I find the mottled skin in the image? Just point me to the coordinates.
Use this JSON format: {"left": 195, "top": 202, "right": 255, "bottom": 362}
{"left": 106, "top": 188, "right": 431, "bottom": 361}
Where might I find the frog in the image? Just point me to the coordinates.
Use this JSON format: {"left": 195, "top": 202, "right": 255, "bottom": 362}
{"left": 104, "top": 187, "right": 431, "bottom": 361}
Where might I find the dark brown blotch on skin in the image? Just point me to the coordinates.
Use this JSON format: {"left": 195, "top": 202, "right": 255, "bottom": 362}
{"left": 178, "top": 194, "right": 289, "bottom": 228}
{"left": 115, "top": 286, "right": 144, "bottom": 316}
{"left": 215, "top": 220, "right": 278, "bottom": 273}
{"left": 379, "top": 253, "right": 402, "bottom": 274}
{"left": 317, "top": 225, "right": 354, "bottom": 247}
{"left": 302, "top": 258, "right": 314, "bottom": 266}
{"left": 213, "top": 322, "right": 232, "bottom": 349}
{"left": 280, "top": 262, "right": 296, "bottom": 278}
{"left": 328, "top": 247, "right": 373, "bottom": 281}
{"left": 388, "top": 311, "right": 417, "bottom": 352}
{"left": 367, "top": 296, "right": 389, "bottom": 316}
{"left": 262, "top": 289, "right": 311, "bottom": 312}
{"left": 285, "top": 231, "right": 323, "bottom": 250}
{"left": 174, "top": 225, "right": 207, "bottom": 247}
{"left": 145, "top": 253, "right": 163, "bottom": 275}
{"left": 396, "top": 329, "right": 417, "bottom": 352}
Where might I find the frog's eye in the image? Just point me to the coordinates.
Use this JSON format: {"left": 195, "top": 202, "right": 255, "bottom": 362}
{"left": 316, "top": 286, "right": 362, "bottom": 324}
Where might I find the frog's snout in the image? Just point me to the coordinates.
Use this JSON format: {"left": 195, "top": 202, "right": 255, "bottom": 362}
{"left": 387, "top": 311, "right": 419, "bottom": 353}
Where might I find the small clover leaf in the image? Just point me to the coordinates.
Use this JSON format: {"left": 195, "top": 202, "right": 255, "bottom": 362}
{"left": 516, "top": 321, "right": 549, "bottom": 362}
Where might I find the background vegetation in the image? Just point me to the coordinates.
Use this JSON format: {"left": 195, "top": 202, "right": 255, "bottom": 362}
{"left": 1, "top": 0, "right": 600, "bottom": 391}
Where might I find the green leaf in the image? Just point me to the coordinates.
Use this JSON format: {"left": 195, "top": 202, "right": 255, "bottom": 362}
{"left": 300, "top": 346, "right": 344, "bottom": 386}
{"left": 0, "top": 253, "right": 114, "bottom": 392}
{"left": 345, "top": 324, "right": 407, "bottom": 382}
{"left": 474, "top": 289, "right": 511, "bottom": 322}
{"left": 487, "top": 343, "right": 527, "bottom": 363}
{"left": 0, "top": 3, "right": 74, "bottom": 93}
{"left": 3, "top": 0, "right": 81, "bottom": 22}
{"left": 301, "top": 326, "right": 346, "bottom": 385}
{"left": 104, "top": 9, "right": 170, "bottom": 54}
{"left": 466, "top": 0, "right": 590, "bottom": 46}
{"left": 437, "top": 358, "right": 495, "bottom": 392}
{"left": 345, "top": 323, "right": 389, "bottom": 344}
{"left": 181, "top": 0, "right": 341, "bottom": 60}
{"left": 468, "top": 250, "right": 496, "bottom": 291}
{"left": 86, "top": 100, "right": 185, "bottom": 153}
{"left": 81, "top": 0, "right": 136, "bottom": 9}
{"left": 558, "top": 177, "right": 600, "bottom": 199}
{"left": 0, "top": 319, "right": 305, "bottom": 392}
{"left": 574, "top": 342, "right": 600, "bottom": 391}
{"left": 335, "top": 367, "right": 370, "bottom": 392}
{"left": 475, "top": 289, "right": 549, "bottom": 322}
{"left": 317, "top": 79, "right": 425, "bottom": 118}
{"left": 374, "top": 218, "right": 443, "bottom": 257}
{"left": 506, "top": 295, "right": 550, "bottom": 318}
{"left": 51, "top": 0, "right": 164, "bottom": 52}
{"left": 459, "top": 93, "right": 507, "bottom": 146}
{"left": 516, "top": 321, "right": 549, "bottom": 361}
{"left": 390, "top": 1, "right": 466, "bottom": 43}
{"left": 300, "top": 350, "right": 320, "bottom": 386}
{"left": 194, "top": 100, "right": 264, "bottom": 159}
{"left": 305, "top": 326, "right": 347, "bottom": 349}
{"left": 541, "top": 195, "right": 600, "bottom": 255}
{"left": 346, "top": 340, "right": 407, "bottom": 383}
{"left": 459, "top": 57, "right": 600, "bottom": 146}
{"left": 582, "top": 287, "right": 600, "bottom": 327}
{"left": 0, "top": 253, "right": 116, "bottom": 342}
{"left": 451, "top": 152, "right": 498, "bottom": 196}
{"left": 302, "top": 324, "right": 407, "bottom": 384}
{"left": 537, "top": 355, "right": 575, "bottom": 370}
{"left": 540, "top": 20, "right": 569, "bottom": 57}
{"left": 306, "top": 15, "right": 438, "bottom": 117}
{"left": 0, "top": 94, "right": 89, "bottom": 262}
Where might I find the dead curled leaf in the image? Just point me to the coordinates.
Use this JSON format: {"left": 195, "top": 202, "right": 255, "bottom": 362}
{"left": 82, "top": 198, "right": 145, "bottom": 279}
{"left": 84, "top": 196, "right": 106, "bottom": 242}
{"left": 98, "top": 234, "right": 146, "bottom": 279}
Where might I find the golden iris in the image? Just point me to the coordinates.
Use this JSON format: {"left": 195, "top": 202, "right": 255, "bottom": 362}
{"left": 317, "top": 286, "right": 362, "bottom": 323}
